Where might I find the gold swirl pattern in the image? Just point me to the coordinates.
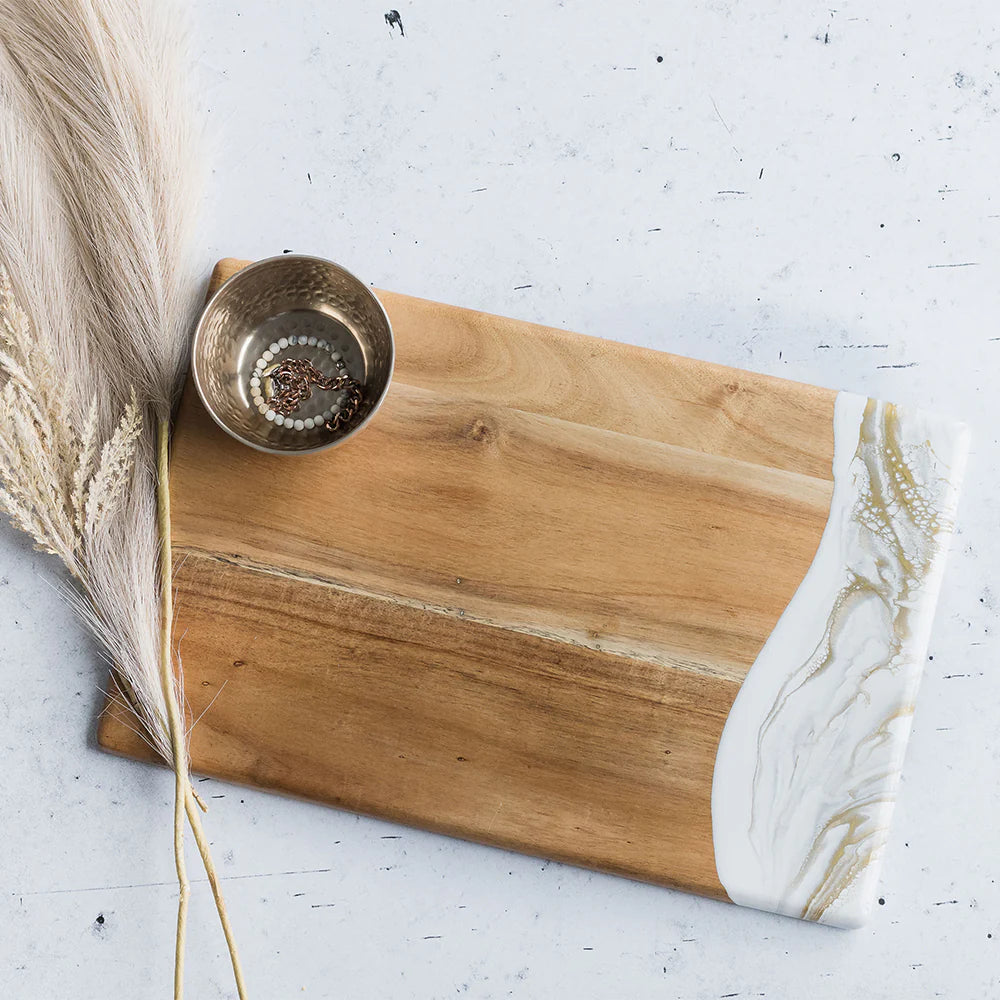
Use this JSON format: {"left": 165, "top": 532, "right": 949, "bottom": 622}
{"left": 711, "top": 393, "right": 969, "bottom": 927}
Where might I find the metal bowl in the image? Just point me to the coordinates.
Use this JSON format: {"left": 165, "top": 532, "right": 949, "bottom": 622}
{"left": 191, "top": 255, "right": 394, "bottom": 455}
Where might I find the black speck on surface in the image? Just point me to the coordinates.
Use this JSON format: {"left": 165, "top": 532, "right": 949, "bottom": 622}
{"left": 656, "top": 55, "right": 663, "bottom": 63}
{"left": 385, "top": 9, "right": 404, "bottom": 36}
{"left": 282, "top": 249, "right": 293, "bottom": 254}
{"left": 95, "top": 913, "right": 105, "bottom": 925}
{"left": 892, "top": 152, "right": 901, "bottom": 161}
{"left": 878, "top": 897, "right": 885, "bottom": 906}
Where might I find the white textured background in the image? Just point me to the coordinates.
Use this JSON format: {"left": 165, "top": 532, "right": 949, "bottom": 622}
{"left": 2, "top": 1, "right": 997, "bottom": 997}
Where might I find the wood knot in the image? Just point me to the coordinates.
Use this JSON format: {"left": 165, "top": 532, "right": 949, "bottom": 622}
{"left": 467, "top": 418, "right": 496, "bottom": 443}
{"left": 725, "top": 381, "right": 740, "bottom": 395}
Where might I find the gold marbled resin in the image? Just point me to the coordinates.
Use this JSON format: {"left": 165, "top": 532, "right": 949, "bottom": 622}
{"left": 711, "top": 393, "right": 968, "bottom": 927}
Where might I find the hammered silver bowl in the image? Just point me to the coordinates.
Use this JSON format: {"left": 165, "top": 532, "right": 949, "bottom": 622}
{"left": 192, "top": 255, "right": 394, "bottom": 455}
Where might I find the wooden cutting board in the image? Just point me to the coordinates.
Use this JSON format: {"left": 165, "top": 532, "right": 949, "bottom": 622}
{"left": 98, "top": 258, "right": 968, "bottom": 927}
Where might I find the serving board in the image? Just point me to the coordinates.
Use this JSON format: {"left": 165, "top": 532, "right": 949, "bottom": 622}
{"left": 98, "top": 258, "right": 968, "bottom": 927}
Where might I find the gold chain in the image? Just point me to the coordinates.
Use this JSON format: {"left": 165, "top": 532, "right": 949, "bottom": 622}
{"left": 267, "top": 358, "right": 364, "bottom": 432}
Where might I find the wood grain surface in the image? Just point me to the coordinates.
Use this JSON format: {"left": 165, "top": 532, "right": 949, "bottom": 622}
{"left": 98, "top": 258, "right": 839, "bottom": 903}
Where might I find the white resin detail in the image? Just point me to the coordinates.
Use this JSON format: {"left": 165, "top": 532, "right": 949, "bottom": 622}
{"left": 711, "top": 392, "right": 969, "bottom": 928}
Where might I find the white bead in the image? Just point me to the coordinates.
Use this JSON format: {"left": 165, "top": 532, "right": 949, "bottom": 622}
{"left": 304, "top": 417, "right": 315, "bottom": 430}
{"left": 288, "top": 335, "right": 298, "bottom": 346}
{"left": 278, "top": 337, "right": 288, "bottom": 349}
{"left": 255, "top": 358, "right": 265, "bottom": 370}
{"left": 265, "top": 409, "right": 276, "bottom": 421}
{"left": 250, "top": 375, "right": 260, "bottom": 387}
{"left": 330, "top": 351, "right": 341, "bottom": 361}
{"left": 293, "top": 419, "right": 304, "bottom": 431}
{"left": 269, "top": 342, "right": 280, "bottom": 354}
{"left": 308, "top": 336, "right": 317, "bottom": 346}
{"left": 322, "top": 409, "right": 333, "bottom": 421}
{"left": 262, "top": 350, "right": 273, "bottom": 362}
{"left": 317, "top": 340, "right": 327, "bottom": 349}
{"left": 257, "top": 402, "right": 268, "bottom": 414}
{"left": 275, "top": 415, "right": 285, "bottom": 427}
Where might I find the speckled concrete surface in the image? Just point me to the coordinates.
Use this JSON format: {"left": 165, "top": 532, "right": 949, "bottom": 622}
{"left": 1, "top": 2, "right": 997, "bottom": 997}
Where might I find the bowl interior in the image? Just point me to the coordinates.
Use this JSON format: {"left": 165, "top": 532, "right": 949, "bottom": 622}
{"left": 192, "top": 256, "right": 394, "bottom": 454}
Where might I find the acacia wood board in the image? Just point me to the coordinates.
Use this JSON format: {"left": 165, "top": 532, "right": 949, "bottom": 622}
{"left": 98, "top": 256, "right": 953, "bottom": 922}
